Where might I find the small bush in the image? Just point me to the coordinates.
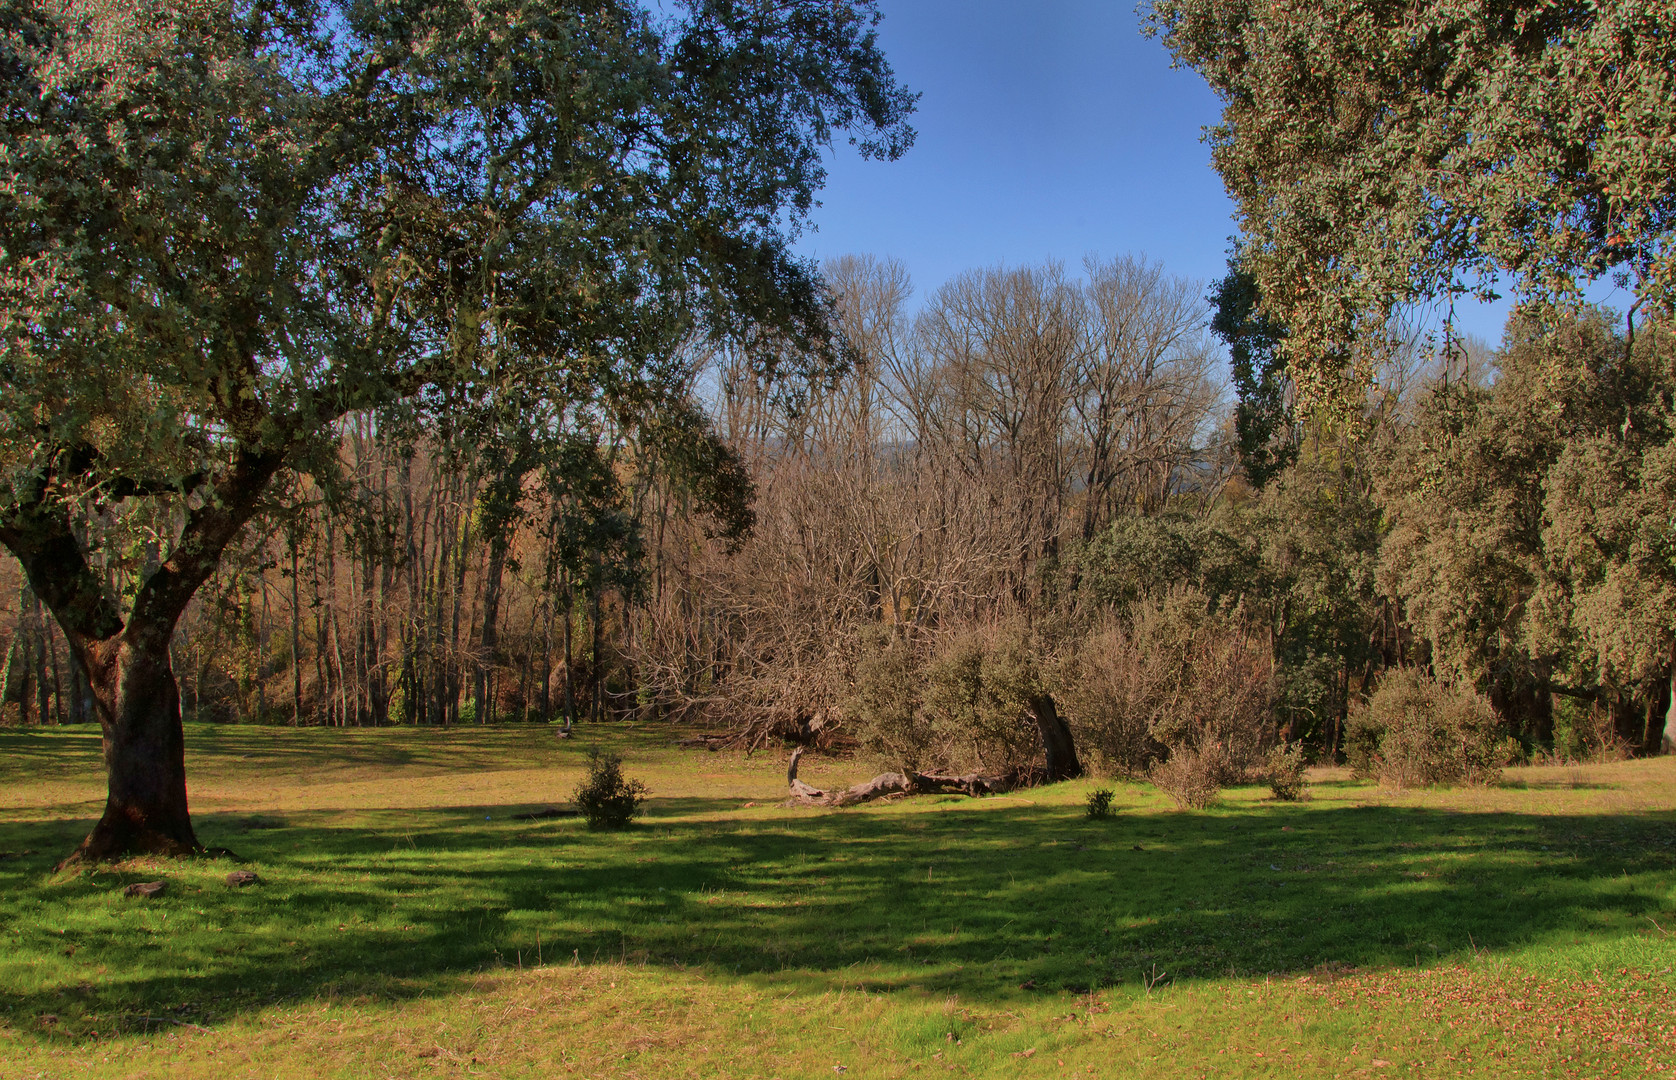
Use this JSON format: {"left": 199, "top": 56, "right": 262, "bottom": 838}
{"left": 574, "top": 747, "right": 647, "bottom": 829}
{"left": 1347, "top": 670, "right": 1504, "bottom": 788}
{"left": 1085, "top": 788, "right": 1115, "bottom": 819}
{"left": 1149, "top": 747, "right": 1221, "bottom": 810}
{"left": 1265, "top": 742, "right": 1309, "bottom": 801}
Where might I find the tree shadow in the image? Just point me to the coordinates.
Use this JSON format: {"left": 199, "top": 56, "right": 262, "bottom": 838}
{"left": 1, "top": 795, "right": 1672, "bottom": 1043}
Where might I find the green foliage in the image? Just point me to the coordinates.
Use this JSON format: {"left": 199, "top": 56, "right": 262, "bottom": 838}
{"left": 573, "top": 747, "right": 646, "bottom": 830}
{"left": 1254, "top": 450, "right": 1387, "bottom": 746}
{"left": 1077, "top": 455, "right": 1385, "bottom": 757}
{"left": 386, "top": 683, "right": 409, "bottom": 727}
{"left": 1084, "top": 787, "right": 1115, "bottom": 819}
{"left": 1210, "top": 255, "right": 1296, "bottom": 487}
{"left": 1265, "top": 742, "right": 1309, "bottom": 802}
{"left": 1348, "top": 670, "right": 1506, "bottom": 789}
{"left": 1550, "top": 697, "right": 1629, "bottom": 764}
{"left": 848, "top": 625, "right": 1062, "bottom": 776}
{"left": 1149, "top": 0, "right": 1676, "bottom": 414}
{"left": 1379, "top": 310, "right": 1676, "bottom": 751}
{"left": 1080, "top": 513, "right": 1255, "bottom": 613}
{"left": 920, "top": 627, "right": 1050, "bottom": 775}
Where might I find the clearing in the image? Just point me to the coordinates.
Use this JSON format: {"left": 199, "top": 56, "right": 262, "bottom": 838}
{"left": 0, "top": 724, "right": 1672, "bottom": 1078}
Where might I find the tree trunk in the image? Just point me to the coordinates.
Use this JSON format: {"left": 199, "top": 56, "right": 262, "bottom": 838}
{"left": 783, "top": 748, "right": 1026, "bottom": 806}
{"left": 1027, "top": 691, "right": 1082, "bottom": 781}
{"left": 2, "top": 444, "right": 286, "bottom": 864}
{"left": 28, "top": 587, "right": 48, "bottom": 724}
{"left": 290, "top": 532, "right": 303, "bottom": 725}
{"left": 1612, "top": 693, "right": 1646, "bottom": 754}
{"left": 67, "top": 646, "right": 96, "bottom": 724}
{"left": 1650, "top": 666, "right": 1674, "bottom": 756}
{"left": 475, "top": 534, "right": 507, "bottom": 726}
{"left": 66, "top": 634, "right": 199, "bottom": 864}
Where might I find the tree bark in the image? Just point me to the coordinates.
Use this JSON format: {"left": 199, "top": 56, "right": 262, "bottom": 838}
{"left": 69, "top": 631, "right": 199, "bottom": 862}
{"left": 1027, "top": 691, "right": 1082, "bottom": 781}
{"left": 0, "top": 444, "right": 285, "bottom": 863}
{"left": 475, "top": 534, "right": 508, "bottom": 725}
{"left": 67, "top": 646, "right": 96, "bottom": 725}
{"left": 1650, "top": 665, "right": 1674, "bottom": 756}
{"left": 783, "top": 748, "right": 1026, "bottom": 807}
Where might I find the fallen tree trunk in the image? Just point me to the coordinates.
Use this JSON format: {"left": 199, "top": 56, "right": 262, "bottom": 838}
{"left": 783, "top": 749, "right": 1031, "bottom": 807}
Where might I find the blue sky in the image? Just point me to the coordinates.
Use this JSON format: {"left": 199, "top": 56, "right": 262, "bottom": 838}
{"left": 795, "top": 0, "right": 1530, "bottom": 345}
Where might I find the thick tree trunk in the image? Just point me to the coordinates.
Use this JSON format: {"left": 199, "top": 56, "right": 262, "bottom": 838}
{"left": 65, "top": 633, "right": 200, "bottom": 865}
{"left": 1027, "top": 691, "right": 1082, "bottom": 781}
{"left": 2, "top": 444, "right": 285, "bottom": 863}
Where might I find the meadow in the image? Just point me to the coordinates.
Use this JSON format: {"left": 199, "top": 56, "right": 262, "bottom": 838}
{"left": 0, "top": 723, "right": 1672, "bottom": 1079}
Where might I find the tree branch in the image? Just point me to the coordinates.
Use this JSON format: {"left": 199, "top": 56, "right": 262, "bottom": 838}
{"left": 126, "top": 445, "right": 289, "bottom": 641}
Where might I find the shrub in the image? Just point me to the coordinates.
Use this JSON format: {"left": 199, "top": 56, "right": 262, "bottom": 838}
{"left": 574, "top": 748, "right": 647, "bottom": 829}
{"left": 920, "top": 626, "right": 1048, "bottom": 775}
{"left": 1059, "top": 588, "right": 1274, "bottom": 778}
{"left": 1149, "top": 746, "right": 1222, "bottom": 809}
{"left": 849, "top": 623, "right": 1068, "bottom": 777}
{"left": 1085, "top": 788, "right": 1115, "bottom": 819}
{"left": 1347, "top": 669, "right": 1505, "bottom": 788}
{"left": 848, "top": 628, "right": 934, "bottom": 771}
{"left": 1265, "top": 742, "right": 1309, "bottom": 801}
{"left": 1550, "top": 696, "right": 1632, "bottom": 763}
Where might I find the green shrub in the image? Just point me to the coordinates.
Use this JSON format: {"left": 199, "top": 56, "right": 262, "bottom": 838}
{"left": 1347, "top": 670, "right": 1504, "bottom": 788}
{"left": 920, "top": 627, "right": 1048, "bottom": 775}
{"left": 574, "top": 748, "right": 647, "bottom": 829}
{"left": 1265, "top": 741, "right": 1309, "bottom": 801}
{"left": 1550, "top": 696, "right": 1631, "bottom": 763}
{"left": 851, "top": 623, "right": 1058, "bottom": 776}
{"left": 1085, "top": 788, "right": 1115, "bottom": 819}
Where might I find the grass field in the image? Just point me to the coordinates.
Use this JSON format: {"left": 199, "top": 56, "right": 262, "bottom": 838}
{"left": 0, "top": 723, "right": 1672, "bottom": 1078}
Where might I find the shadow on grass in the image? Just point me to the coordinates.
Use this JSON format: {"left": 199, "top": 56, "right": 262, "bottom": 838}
{"left": 1, "top": 794, "right": 1672, "bottom": 1041}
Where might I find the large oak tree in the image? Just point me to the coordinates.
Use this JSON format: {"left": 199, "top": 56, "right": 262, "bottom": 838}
{"left": 0, "top": 0, "right": 912, "bottom": 862}
{"left": 1148, "top": 0, "right": 1676, "bottom": 411}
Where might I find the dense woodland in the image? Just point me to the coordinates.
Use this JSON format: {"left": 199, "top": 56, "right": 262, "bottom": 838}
{"left": 3, "top": 253, "right": 1669, "bottom": 773}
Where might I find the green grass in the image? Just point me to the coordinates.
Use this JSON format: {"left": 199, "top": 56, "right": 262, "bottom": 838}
{"left": 0, "top": 723, "right": 1673, "bottom": 1078}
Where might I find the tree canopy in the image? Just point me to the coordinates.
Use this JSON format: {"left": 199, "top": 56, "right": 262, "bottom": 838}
{"left": 0, "top": 0, "right": 913, "bottom": 860}
{"left": 1148, "top": 0, "right": 1676, "bottom": 411}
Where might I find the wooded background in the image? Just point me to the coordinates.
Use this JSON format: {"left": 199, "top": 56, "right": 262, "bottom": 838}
{"left": 4, "top": 254, "right": 1670, "bottom": 767}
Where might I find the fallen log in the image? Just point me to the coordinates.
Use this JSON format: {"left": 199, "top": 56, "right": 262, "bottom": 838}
{"left": 783, "top": 749, "right": 1025, "bottom": 807}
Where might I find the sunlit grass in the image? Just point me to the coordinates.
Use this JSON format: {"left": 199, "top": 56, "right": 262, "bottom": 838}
{"left": 0, "top": 723, "right": 1672, "bottom": 1078}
